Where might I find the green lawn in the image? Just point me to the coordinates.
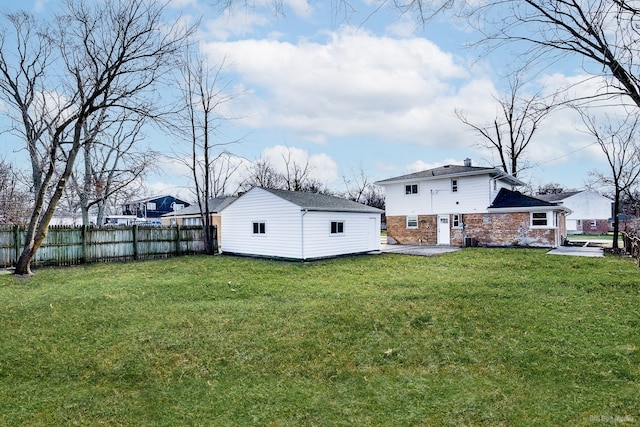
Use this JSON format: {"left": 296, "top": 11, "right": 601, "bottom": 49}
{"left": 1, "top": 250, "right": 638, "bottom": 426}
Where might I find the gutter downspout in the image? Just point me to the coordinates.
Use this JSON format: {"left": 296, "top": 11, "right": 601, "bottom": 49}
{"left": 301, "top": 209, "right": 308, "bottom": 260}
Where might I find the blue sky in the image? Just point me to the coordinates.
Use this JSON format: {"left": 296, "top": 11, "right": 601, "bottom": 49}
{"left": 1, "top": 0, "right": 613, "bottom": 200}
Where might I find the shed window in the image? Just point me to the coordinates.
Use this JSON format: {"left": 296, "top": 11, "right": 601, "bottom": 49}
{"left": 406, "top": 215, "right": 418, "bottom": 229}
{"left": 405, "top": 184, "right": 418, "bottom": 195}
{"left": 331, "top": 221, "right": 344, "bottom": 234}
{"left": 252, "top": 222, "right": 266, "bottom": 234}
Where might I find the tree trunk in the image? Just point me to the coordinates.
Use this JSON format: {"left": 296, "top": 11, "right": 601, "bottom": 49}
{"left": 612, "top": 189, "right": 621, "bottom": 249}
{"left": 14, "top": 242, "right": 35, "bottom": 275}
{"left": 14, "top": 125, "right": 84, "bottom": 275}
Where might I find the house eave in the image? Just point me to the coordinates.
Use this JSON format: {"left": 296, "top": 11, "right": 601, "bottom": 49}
{"left": 488, "top": 206, "right": 572, "bottom": 214}
{"left": 375, "top": 169, "right": 524, "bottom": 186}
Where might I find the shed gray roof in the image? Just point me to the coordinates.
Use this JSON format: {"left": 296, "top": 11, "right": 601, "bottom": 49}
{"left": 375, "top": 164, "right": 524, "bottom": 186}
{"left": 261, "top": 188, "right": 383, "bottom": 213}
{"left": 160, "top": 197, "right": 236, "bottom": 217}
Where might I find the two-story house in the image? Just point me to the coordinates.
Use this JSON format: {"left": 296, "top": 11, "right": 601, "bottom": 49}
{"left": 376, "top": 160, "right": 570, "bottom": 247}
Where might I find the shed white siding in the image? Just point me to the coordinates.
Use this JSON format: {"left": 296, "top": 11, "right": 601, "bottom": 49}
{"left": 302, "top": 211, "right": 381, "bottom": 259}
{"left": 221, "top": 189, "right": 303, "bottom": 259}
{"left": 221, "top": 187, "right": 381, "bottom": 260}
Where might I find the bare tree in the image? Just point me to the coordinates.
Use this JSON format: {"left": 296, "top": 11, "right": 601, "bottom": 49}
{"left": 0, "top": 159, "right": 31, "bottom": 224}
{"left": 342, "top": 166, "right": 385, "bottom": 209}
{"left": 536, "top": 183, "right": 565, "bottom": 196}
{"left": 209, "top": 151, "right": 244, "bottom": 197}
{"left": 241, "top": 158, "right": 284, "bottom": 190}
{"left": 0, "top": 1, "right": 192, "bottom": 274}
{"left": 578, "top": 110, "right": 640, "bottom": 249}
{"left": 179, "top": 52, "right": 237, "bottom": 254}
{"left": 342, "top": 166, "right": 372, "bottom": 203}
{"left": 0, "top": 12, "right": 54, "bottom": 200}
{"left": 456, "top": 73, "right": 554, "bottom": 178}
{"left": 281, "top": 146, "right": 313, "bottom": 191}
{"left": 68, "top": 113, "right": 158, "bottom": 225}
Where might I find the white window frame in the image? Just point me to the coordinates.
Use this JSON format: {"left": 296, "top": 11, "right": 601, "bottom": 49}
{"left": 452, "top": 214, "right": 462, "bottom": 228}
{"left": 146, "top": 202, "right": 157, "bottom": 211}
{"left": 252, "top": 221, "right": 266, "bottom": 235}
{"left": 405, "top": 184, "right": 419, "bottom": 195}
{"left": 330, "top": 221, "right": 345, "bottom": 235}
{"left": 530, "top": 211, "right": 555, "bottom": 228}
{"left": 406, "top": 215, "right": 418, "bottom": 229}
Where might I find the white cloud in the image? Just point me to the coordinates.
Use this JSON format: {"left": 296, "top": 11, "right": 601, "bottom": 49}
{"left": 33, "top": 0, "right": 51, "bottom": 13}
{"left": 261, "top": 145, "right": 339, "bottom": 184}
{"left": 202, "top": 27, "right": 471, "bottom": 145}
{"left": 407, "top": 158, "right": 461, "bottom": 173}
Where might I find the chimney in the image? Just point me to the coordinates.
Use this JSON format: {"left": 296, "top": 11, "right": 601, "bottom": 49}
{"left": 464, "top": 158, "right": 472, "bottom": 167}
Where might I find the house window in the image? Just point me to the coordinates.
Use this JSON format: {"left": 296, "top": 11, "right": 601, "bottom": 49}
{"left": 531, "top": 212, "right": 549, "bottom": 227}
{"left": 405, "top": 184, "right": 418, "bottom": 195}
{"left": 590, "top": 220, "right": 597, "bottom": 228}
{"left": 452, "top": 214, "right": 462, "bottom": 228}
{"left": 146, "top": 202, "right": 156, "bottom": 211}
{"left": 451, "top": 179, "right": 458, "bottom": 192}
{"left": 184, "top": 217, "right": 202, "bottom": 226}
{"left": 330, "top": 221, "right": 344, "bottom": 234}
{"left": 406, "top": 215, "right": 418, "bottom": 229}
{"left": 252, "top": 222, "right": 266, "bottom": 234}
{"left": 173, "top": 203, "right": 184, "bottom": 211}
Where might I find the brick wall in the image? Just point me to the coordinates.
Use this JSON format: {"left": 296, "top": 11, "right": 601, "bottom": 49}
{"left": 579, "top": 219, "right": 611, "bottom": 234}
{"left": 464, "top": 213, "right": 558, "bottom": 247}
{"left": 388, "top": 212, "right": 563, "bottom": 247}
{"left": 386, "top": 215, "right": 436, "bottom": 244}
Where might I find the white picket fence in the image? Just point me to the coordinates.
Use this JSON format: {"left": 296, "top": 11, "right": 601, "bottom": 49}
{"left": 0, "top": 224, "right": 216, "bottom": 268}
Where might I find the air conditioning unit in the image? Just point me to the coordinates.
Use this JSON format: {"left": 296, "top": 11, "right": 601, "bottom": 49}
{"left": 464, "top": 237, "right": 478, "bottom": 247}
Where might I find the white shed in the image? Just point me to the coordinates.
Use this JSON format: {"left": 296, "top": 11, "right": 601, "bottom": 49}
{"left": 220, "top": 187, "right": 383, "bottom": 260}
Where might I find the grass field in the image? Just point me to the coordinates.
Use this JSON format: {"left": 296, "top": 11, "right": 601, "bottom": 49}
{"left": 0, "top": 249, "right": 638, "bottom": 426}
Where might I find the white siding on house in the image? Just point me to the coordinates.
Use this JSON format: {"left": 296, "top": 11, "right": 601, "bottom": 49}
{"left": 221, "top": 189, "right": 303, "bottom": 258}
{"left": 563, "top": 191, "right": 612, "bottom": 220}
{"left": 384, "top": 174, "right": 502, "bottom": 216}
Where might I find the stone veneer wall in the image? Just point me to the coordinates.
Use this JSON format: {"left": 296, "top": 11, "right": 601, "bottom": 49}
{"left": 386, "top": 215, "right": 437, "bottom": 244}
{"left": 388, "top": 212, "right": 564, "bottom": 247}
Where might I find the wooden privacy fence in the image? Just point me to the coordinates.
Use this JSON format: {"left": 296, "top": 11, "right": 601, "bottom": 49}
{"left": 621, "top": 231, "right": 640, "bottom": 267}
{"left": 0, "top": 224, "right": 217, "bottom": 268}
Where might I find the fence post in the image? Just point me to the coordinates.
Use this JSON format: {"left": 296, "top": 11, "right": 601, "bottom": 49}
{"left": 13, "top": 225, "right": 20, "bottom": 266}
{"left": 212, "top": 225, "right": 218, "bottom": 254}
{"left": 133, "top": 224, "right": 139, "bottom": 260}
{"left": 81, "top": 225, "right": 87, "bottom": 264}
{"left": 175, "top": 224, "right": 181, "bottom": 255}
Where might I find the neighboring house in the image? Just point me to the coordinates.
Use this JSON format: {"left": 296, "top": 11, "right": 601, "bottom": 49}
{"left": 122, "top": 195, "right": 190, "bottom": 224}
{"left": 219, "top": 187, "right": 383, "bottom": 260}
{"left": 160, "top": 196, "right": 236, "bottom": 244}
{"left": 537, "top": 190, "right": 613, "bottom": 234}
{"left": 375, "top": 160, "right": 570, "bottom": 247}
